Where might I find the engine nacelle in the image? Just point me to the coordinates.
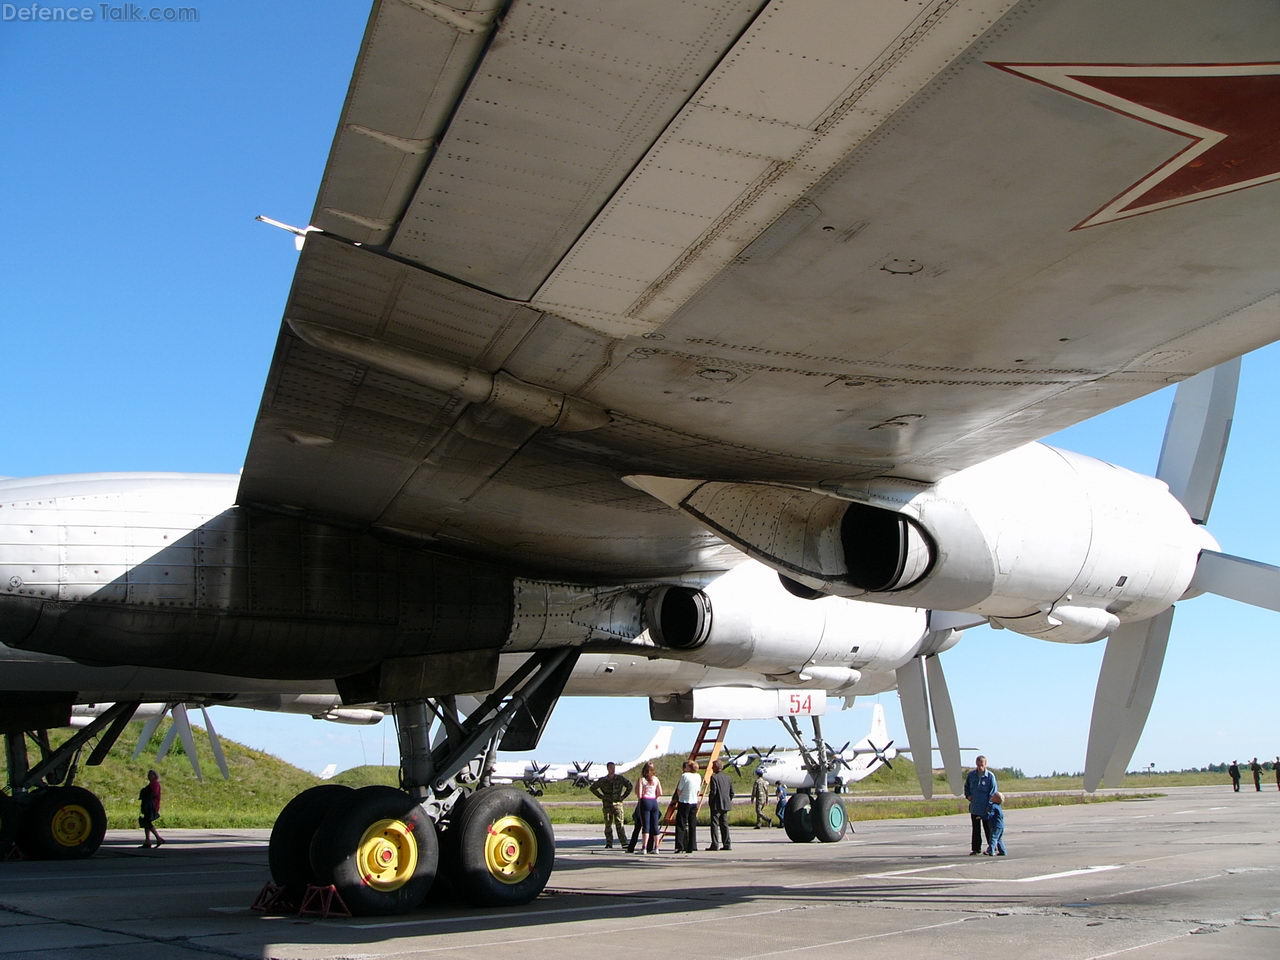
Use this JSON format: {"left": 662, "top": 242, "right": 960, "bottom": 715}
{"left": 640, "top": 560, "right": 926, "bottom": 676}
{"left": 630, "top": 442, "right": 1219, "bottom": 644}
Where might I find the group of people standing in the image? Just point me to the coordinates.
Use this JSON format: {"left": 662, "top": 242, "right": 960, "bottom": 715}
{"left": 1227, "top": 758, "right": 1279, "bottom": 792}
{"left": 589, "top": 758, "right": 736, "bottom": 854}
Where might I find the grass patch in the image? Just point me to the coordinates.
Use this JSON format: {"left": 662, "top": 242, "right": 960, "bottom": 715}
{"left": 1, "top": 720, "right": 320, "bottom": 829}
{"left": 2, "top": 730, "right": 1187, "bottom": 832}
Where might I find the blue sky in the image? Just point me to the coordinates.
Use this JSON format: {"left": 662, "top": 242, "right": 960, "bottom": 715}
{"left": 3, "top": 3, "right": 1277, "bottom": 779}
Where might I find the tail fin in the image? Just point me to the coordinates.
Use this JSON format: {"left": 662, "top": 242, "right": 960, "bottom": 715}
{"left": 869, "top": 703, "right": 888, "bottom": 744}
{"left": 616, "top": 725, "right": 674, "bottom": 774}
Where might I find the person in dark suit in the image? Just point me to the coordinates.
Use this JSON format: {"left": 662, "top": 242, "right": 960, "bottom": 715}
{"left": 706, "top": 759, "right": 734, "bottom": 851}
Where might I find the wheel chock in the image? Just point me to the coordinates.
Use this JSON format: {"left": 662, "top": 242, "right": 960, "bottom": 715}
{"left": 299, "top": 884, "right": 352, "bottom": 919}
{"left": 249, "top": 881, "right": 296, "bottom": 914}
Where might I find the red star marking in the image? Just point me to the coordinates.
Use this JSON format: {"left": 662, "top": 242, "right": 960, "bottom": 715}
{"left": 989, "top": 63, "right": 1280, "bottom": 229}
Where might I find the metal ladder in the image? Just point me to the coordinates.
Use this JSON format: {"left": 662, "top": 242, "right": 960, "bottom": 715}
{"left": 658, "top": 718, "right": 730, "bottom": 845}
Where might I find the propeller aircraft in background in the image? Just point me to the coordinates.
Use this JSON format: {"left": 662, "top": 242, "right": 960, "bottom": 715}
{"left": 4, "top": 0, "right": 1280, "bottom": 917}
{"left": 482, "top": 725, "right": 673, "bottom": 794}
{"left": 748, "top": 703, "right": 902, "bottom": 794}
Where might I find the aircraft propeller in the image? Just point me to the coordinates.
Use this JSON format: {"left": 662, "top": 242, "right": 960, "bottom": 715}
{"left": 132, "top": 702, "right": 230, "bottom": 781}
{"left": 866, "top": 739, "right": 895, "bottom": 771}
{"left": 824, "top": 741, "right": 854, "bottom": 773}
{"left": 723, "top": 750, "right": 754, "bottom": 776}
{"left": 1084, "top": 358, "right": 1280, "bottom": 790}
{"left": 570, "top": 760, "right": 594, "bottom": 788}
{"left": 520, "top": 761, "right": 552, "bottom": 796}
{"left": 894, "top": 618, "right": 967, "bottom": 799}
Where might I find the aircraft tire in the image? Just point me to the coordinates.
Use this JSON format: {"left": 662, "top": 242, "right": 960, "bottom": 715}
{"left": 19, "top": 786, "right": 106, "bottom": 860}
{"left": 309, "top": 785, "right": 438, "bottom": 916}
{"left": 783, "top": 792, "right": 816, "bottom": 843}
{"left": 812, "top": 792, "right": 848, "bottom": 843}
{"left": 452, "top": 786, "right": 554, "bottom": 907}
{"left": 268, "top": 784, "right": 353, "bottom": 893}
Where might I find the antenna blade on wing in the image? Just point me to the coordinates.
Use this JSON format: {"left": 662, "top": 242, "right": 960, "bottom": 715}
{"left": 200, "top": 706, "right": 231, "bottom": 780}
{"left": 895, "top": 657, "right": 934, "bottom": 799}
{"left": 1188, "top": 550, "right": 1280, "bottom": 612}
{"left": 1084, "top": 609, "right": 1174, "bottom": 792}
{"left": 1155, "top": 358, "right": 1239, "bottom": 524}
{"left": 924, "top": 655, "right": 963, "bottom": 796}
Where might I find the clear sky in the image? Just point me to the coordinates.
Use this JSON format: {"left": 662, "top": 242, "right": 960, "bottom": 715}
{"left": 3, "top": 2, "right": 1277, "bottom": 780}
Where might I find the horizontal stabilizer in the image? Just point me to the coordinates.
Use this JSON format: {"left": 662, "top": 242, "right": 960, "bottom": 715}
{"left": 1188, "top": 550, "right": 1280, "bottom": 612}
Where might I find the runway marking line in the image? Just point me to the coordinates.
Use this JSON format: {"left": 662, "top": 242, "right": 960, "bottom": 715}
{"left": 1083, "top": 931, "right": 1193, "bottom": 959}
{"left": 860, "top": 864, "right": 1123, "bottom": 884}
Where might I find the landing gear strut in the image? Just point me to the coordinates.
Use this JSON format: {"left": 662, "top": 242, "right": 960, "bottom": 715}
{"left": 267, "top": 649, "right": 576, "bottom": 916}
{"left": 777, "top": 713, "right": 849, "bottom": 844}
{"left": 2, "top": 701, "right": 138, "bottom": 859}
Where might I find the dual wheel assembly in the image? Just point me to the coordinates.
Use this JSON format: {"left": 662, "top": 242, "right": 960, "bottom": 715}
{"left": 268, "top": 784, "right": 555, "bottom": 916}
{"left": 783, "top": 791, "right": 848, "bottom": 844}
{"left": 1, "top": 786, "right": 108, "bottom": 860}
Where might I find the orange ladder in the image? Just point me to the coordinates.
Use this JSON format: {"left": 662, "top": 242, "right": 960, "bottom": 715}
{"left": 659, "top": 718, "right": 730, "bottom": 845}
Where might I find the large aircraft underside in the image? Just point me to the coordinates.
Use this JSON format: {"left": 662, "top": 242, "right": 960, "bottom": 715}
{"left": 4, "top": 0, "right": 1280, "bottom": 917}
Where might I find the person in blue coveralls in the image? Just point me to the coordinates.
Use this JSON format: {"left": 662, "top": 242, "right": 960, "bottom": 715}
{"left": 984, "top": 791, "right": 1007, "bottom": 856}
{"left": 964, "top": 755, "right": 997, "bottom": 855}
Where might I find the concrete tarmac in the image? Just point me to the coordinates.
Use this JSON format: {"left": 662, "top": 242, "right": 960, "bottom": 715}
{"left": 1, "top": 785, "right": 1276, "bottom": 959}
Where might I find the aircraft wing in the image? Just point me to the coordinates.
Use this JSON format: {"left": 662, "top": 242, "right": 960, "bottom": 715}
{"left": 238, "top": 0, "right": 1280, "bottom": 579}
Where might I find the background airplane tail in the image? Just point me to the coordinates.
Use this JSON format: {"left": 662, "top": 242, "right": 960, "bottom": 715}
{"left": 616, "top": 725, "right": 673, "bottom": 773}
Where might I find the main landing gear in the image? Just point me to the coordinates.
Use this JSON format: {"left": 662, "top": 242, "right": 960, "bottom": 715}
{"left": 266, "top": 650, "right": 574, "bottom": 916}
{"left": 2, "top": 701, "right": 138, "bottom": 860}
{"left": 776, "top": 713, "right": 849, "bottom": 844}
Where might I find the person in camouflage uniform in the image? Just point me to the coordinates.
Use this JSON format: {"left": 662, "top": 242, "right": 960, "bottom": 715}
{"left": 751, "top": 768, "right": 771, "bottom": 828}
{"left": 590, "top": 762, "right": 633, "bottom": 847}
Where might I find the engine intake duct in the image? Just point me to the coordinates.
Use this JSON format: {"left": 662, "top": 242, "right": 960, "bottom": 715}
{"left": 841, "top": 502, "right": 934, "bottom": 591}
{"left": 644, "top": 585, "right": 712, "bottom": 650}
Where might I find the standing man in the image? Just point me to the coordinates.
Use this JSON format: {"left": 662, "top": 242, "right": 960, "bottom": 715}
{"left": 590, "top": 762, "right": 632, "bottom": 849}
{"left": 964, "top": 755, "right": 998, "bottom": 856}
{"left": 706, "top": 759, "right": 734, "bottom": 851}
{"left": 751, "top": 769, "right": 771, "bottom": 828}
{"left": 1229, "top": 760, "right": 1241, "bottom": 792}
{"left": 674, "top": 760, "right": 702, "bottom": 853}
{"left": 1274, "top": 757, "right": 1279, "bottom": 791}
{"left": 1250, "top": 757, "right": 1263, "bottom": 791}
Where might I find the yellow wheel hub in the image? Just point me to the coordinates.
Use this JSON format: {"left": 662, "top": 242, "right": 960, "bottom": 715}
{"left": 356, "top": 818, "right": 418, "bottom": 891}
{"left": 483, "top": 815, "right": 537, "bottom": 884}
{"left": 50, "top": 803, "right": 92, "bottom": 848}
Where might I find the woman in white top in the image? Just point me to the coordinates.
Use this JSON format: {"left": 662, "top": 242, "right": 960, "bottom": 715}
{"left": 635, "top": 761, "right": 663, "bottom": 853}
{"left": 674, "top": 760, "right": 702, "bottom": 853}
